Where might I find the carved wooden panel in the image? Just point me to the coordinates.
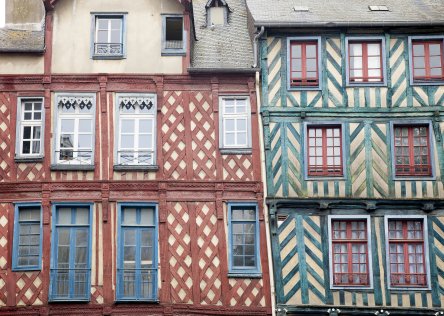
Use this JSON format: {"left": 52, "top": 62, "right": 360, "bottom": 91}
{"left": 195, "top": 202, "right": 221, "bottom": 305}
{"left": 223, "top": 155, "right": 254, "bottom": 181}
{"left": 162, "top": 92, "right": 187, "bottom": 180}
{"left": 167, "top": 202, "right": 193, "bottom": 304}
{"left": 0, "top": 93, "right": 13, "bottom": 182}
{"left": 189, "top": 92, "right": 216, "bottom": 180}
{"left": 17, "top": 163, "right": 45, "bottom": 181}
{"left": 15, "top": 272, "right": 43, "bottom": 306}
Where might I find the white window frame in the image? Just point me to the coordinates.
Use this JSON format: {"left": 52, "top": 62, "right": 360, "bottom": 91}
{"left": 219, "top": 96, "right": 252, "bottom": 152}
{"left": 328, "top": 215, "right": 373, "bottom": 289}
{"left": 384, "top": 215, "right": 431, "bottom": 290}
{"left": 91, "top": 13, "right": 127, "bottom": 59}
{"left": 114, "top": 93, "right": 157, "bottom": 167}
{"left": 53, "top": 93, "right": 96, "bottom": 166}
{"left": 16, "top": 97, "right": 44, "bottom": 159}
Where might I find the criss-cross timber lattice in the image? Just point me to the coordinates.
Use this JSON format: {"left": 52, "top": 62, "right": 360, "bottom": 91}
{"left": 167, "top": 202, "right": 193, "bottom": 303}
{"left": 195, "top": 202, "right": 222, "bottom": 305}
{"left": 119, "top": 96, "right": 155, "bottom": 111}
{"left": 0, "top": 273, "right": 6, "bottom": 306}
{"left": 17, "top": 163, "right": 45, "bottom": 181}
{"left": 91, "top": 286, "right": 104, "bottom": 304}
{"left": 0, "top": 93, "right": 12, "bottom": 181}
{"left": 228, "top": 279, "right": 265, "bottom": 307}
{"left": 0, "top": 203, "right": 9, "bottom": 270}
{"left": 223, "top": 155, "right": 254, "bottom": 181}
{"left": 189, "top": 92, "right": 216, "bottom": 180}
{"left": 15, "top": 272, "right": 43, "bottom": 306}
{"left": 58, "top": 96, "right": 94, "bottom": 110}
{"left": 162, "top": 92, "right": 187, "bottom": 180}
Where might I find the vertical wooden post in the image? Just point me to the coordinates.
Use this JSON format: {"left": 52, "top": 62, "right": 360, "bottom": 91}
{"left": 215, "top": 185, "right": 229, "bottom": 306}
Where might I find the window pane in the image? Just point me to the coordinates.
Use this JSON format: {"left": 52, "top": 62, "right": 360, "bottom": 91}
{"left": 414, "top": 57, "right": 425, "bottom": 69}
{"left": 430, "top": 44, "right": 441, "bottom": 56}
{"left": 306, "top": 45, "right": 317, "bottom": 58}
{"left": 111, "top": 30, "right": 121, "bottom": 43}
{"left": 413, "top": 44, "right": 425, "bottom": 56}
{"left": 121, "top": 135, "right": 134, "bottom": 148}
{"left": 123, "top": 208, "right": 137, "bottom": 225}
{"left": 225, "top": 119, "right": 235, "bottom": 132}
{"left": 306, "top": 59, "right": 317, "bottom": 71}
{"left": 367, "top": 43, "right": 380, "bottom": 55}
{"left": 121, "top": 120, "right": 134, "bottom": 133}
{"left": 78, "top": 120, "right": 92, "bottom": 133}
{"left": 165, "top": 17, "right": 183, "bottom": 42}
{"left": 78, "top": 134, "right": 92, "bottom": 148}
{"left": 61, "top": 119, "right": 74, "bottom": 133}
{"left": 291, "top": 44, "right": 301, "bottom": 58}
{"left": 139, "top": 119, "right": 153, "bottom": 134}
{"left": 368, "top": 56, "right": 381, "bottom": 68}
{"left": 75, "top": 208, "right": 89, "bottom": 225}
{"left": 57, "top": 208, "right": 72, "bottom": 224}
{"left": 350, "top": 43, "right": 362, "bottom": 56}
{"left": 19, "top": 208, "right": 40, "bottom": 221}
{"left": 140, "top": 208, "right": 154, "bottom": 225}
{"left": 430, "top": 56, "right": 442, "bottom": 68}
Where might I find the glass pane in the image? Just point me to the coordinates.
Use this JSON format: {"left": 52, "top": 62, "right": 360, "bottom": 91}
{"left": 24, "top": 112, "right": 32, "bottom": 120}
{"left": 237, "top": 132, "right": 247, "bottom": 146}
{"left": 431, "top": 68, "right": 442, "bottom": 76}
{"left": 367, "top": 43, "right": 380, "bottom": 55}
{"left": 291, "top": 44, "right": 301, "bottom": 58}
{"left": 61, "top": 119, "right": 75, "bottom": 133}
{"left": 57, "top": 229, "right": 70, "bottom": 265}
{"left": 413, "top": 44, "right": 425, "bottom": 56}
{"left": 57, "top": 208, "right": 72, "bottom": 224}
{"left": 75, "top": 208, "right": 89, "bottom": 225}
{"left": 414, "top": 68, "right": 426, "bottom": 77}
{"left": 225, "top": 119, "right": 235, "bottom": 132}
{"left": 60, "top": 134, "right": 74, "bottom": 148}
{"left": 140, "top": 208, "right": 154, "bottom": 225}
{"left": 78, "top": 120, "right": 91, "bottom": 133}
{"left": 306, "top": 59, "right": 317, "bottom": 71}
{"left": 414, "top": 57, "right": 425, "bottom": 69}
{"left": 292, "top": 59, "right": 301, "bottom": 71}
{"left": 350, "top": 57, "right": 362, "bottom": 69}
{"left": 368, "top": 56, "right": 380, "bottom": 68}
{"left": 306, "top": 45, "right": 317, "bottom": 58}
{"left": 34, "top": 112, "right": 41, "bottom": 120}
{"left": 225, "top": 133, "right": 235, "bottom": 146}
{"left": 111, "top": 30, "right": 121, "bottom": 43}
{"left": 24, "top": 103, "right": 32, "bottom": 111}
{"left": 350, "top": 43, "right": 362, "bottom": 56}
{"left": 430, "top": 44, "right": 441, "bottom": 56}
{"left": 120, "top": 120, "right": 134, "bottom": 133}
{"left": 430, "top": 56, "right": 442, "bottom": 68}
{"left": 139, "top": 119, "right": 153, "bottom": 134}
{"left": 23, "top": 126, "right": 31, "bottom": 139}
{"left": 19, "top": 208, "right": 40, "bottom": 221}
{"left": 123, "top": 208, "right": 137, "bottom": 225}
{"left": 33, "top": 126, "right": 41, "bottom": 139}
{"left": 22, "top": 141, "right": 30, "bottom": 154}
{"left": 78, "top": 134, "right": 92, "bottom": 148}
{"left": 97, "top": 30, "right": 108, "bottom": 43}
{"left": 121, "top": 135, "right": 134, "bottom": 148}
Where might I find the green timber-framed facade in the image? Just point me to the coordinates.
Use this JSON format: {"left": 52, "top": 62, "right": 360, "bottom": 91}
{"left": 247, "top": 0, "right": 444, "bottom": 315}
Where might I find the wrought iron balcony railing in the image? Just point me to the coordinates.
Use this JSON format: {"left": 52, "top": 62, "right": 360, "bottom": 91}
{"left": 94, "top": 43, "right": 123, "bottom": 56}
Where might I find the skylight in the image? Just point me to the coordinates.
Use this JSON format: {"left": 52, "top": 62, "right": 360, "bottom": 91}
{"left": 369, "top": 5, "right": 389, "bottom": 11}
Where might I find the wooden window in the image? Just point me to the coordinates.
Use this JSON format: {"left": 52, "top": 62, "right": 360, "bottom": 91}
{"left": 332, "top": 220, "right": 369, "bottom": 286}
{"left": 220, "top": 97, "right": 251, "bottom": 150}
{"left": 12, "top": 204, "right": 42, "bottom": 271}
{"left": 117, "top": 204, "right": 158, "bottom": 301}
{"left": 290, "top": 41, "right": 319, "bottom": 87}
{"left": 116, "top": 94, "right": 156, "bottom": 166}
{"left": 93, "top": 15, "right": 124, "bottom": 57}
{"left": 394, "top": 125, "right": 431, "bottom": 176}
{"left": 307, "top": 125, "right": 342, "bottom": 177}
{"left": 412, "top": 40, "right": 444, "bottom": 82}
{"left": 388, "top": 219, "right": 427, "bottom": 287}
{"left": 162, "top": 15, "right": 185, "bottom": 55}
{"left": 228, "top": 204, "right": 260, "bottom": 275}
{"left": 50, "top": 205, "right": 91, "bottom": 301}
{"left": 348, "top": 41, "right": 383, "bottom": 83}
{"left": 17, "top": 98, "right": 43, "bottom": 157}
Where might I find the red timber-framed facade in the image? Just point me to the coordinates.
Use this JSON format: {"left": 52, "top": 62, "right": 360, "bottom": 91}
{"left": 0, "top": 0, "right": 271, "bottom": 315}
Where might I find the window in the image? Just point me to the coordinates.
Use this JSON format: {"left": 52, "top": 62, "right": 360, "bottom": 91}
{"left": 92, "top": 14, "right": 126, "bottom": 58}
{"left": 12, "top": 204, "right": 42, "bottom": 271}
{"left": 115, "top": 94, "right": 156, "bottom": 167}
{"left": 411, "top": 39, "right": 444, "bottom": 83}
{"left": 117, "top": 204, "right": 158, "bottom": 301}
{"left": 347, "top": 39, "right": 384, "bottom": 84}
{"left": 54, "top": 94, "right": 95, "bottom": 166}
{"left": 386, "top": 217, "right": 428, "bottom": 288}
{"left": 16, "top": 98, "right": 44, "bottom": 158}
{"left": 328, "top": 216, "right": 372, "bottom": 289}
{"left": 289, "top": 40, "right": 319, "bottom": 88}
{"left": 306, "top": 125, "right": 343, "bottom": 177}
{"left": 162, "top": 15, "right": 185, "bottom": 55}
{"left": 50, "top": 205, "right": 92, "bottom": 301}
{"left": 228, "top": 203, "right": 260, "bottom": 275}
{"left": 393, "top": 125, "right": 432, "bottom": 177}
{"left": 219, "top": 96, "right": 251, "bottom": 151}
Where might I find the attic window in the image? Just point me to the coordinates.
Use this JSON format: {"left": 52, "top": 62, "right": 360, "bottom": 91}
{"left": 293, "top": 6, "right": 309, "bottom": 12}
{"left": 369, "top": 5, "right": 389, "bottom": 11}
{"left": 206, "top": 0, "right": 228, "bottom": 26}
{"left": 162, "top": 15, "right": 185, "bottom": 56}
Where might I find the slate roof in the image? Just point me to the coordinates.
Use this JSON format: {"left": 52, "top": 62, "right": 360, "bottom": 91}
{"left": 190, "top": 0, "right": 255, "bottom": 71}
{"left": 0, "top": 28, "right": 45, "bottom": 53}
{"left": 246, "top": 0, "right": 444, "bottom": 27}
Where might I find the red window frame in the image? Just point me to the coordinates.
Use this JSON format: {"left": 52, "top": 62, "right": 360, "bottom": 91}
{"left": 412, "top": 40, "right": 444, "bottom": 82}
{"left": 393, "top": 125, "right": 432, "bottom": 177}
{"left": 307, "top": 125, "right": 343, "bottom": 177}
{"left": 388, "top": 219, "right": 427, "bottom": 287}
{"left": 348, "top": 41, "right": 383, "bottom": 83}
{"left": 289, "top": 41, "right": 319, "bottom": 87}
{"left": 331, "top": 220, "right": 370, "bottom": 286}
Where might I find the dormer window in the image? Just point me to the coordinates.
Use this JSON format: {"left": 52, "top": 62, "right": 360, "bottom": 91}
{"left": 206, "top": 0, "right": 228, "bottom": 26}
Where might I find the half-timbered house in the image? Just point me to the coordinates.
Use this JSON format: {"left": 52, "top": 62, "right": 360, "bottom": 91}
{"left": 0, "top": 0, "right": 271, "bottom": 314}
{"left": 247, "top": 0, "right": 444, "bottom": 315}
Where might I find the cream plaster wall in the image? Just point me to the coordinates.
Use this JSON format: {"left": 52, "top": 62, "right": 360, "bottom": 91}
{"left": 52, "top": 0, "right": 184, "bottom": 74}
{"left": 0, "top": 55, "right": 44, "bottom": 74}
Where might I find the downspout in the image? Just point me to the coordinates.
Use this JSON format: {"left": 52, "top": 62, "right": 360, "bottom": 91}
{"left": 253, "top": 26, "right": 265, "bottom": 68}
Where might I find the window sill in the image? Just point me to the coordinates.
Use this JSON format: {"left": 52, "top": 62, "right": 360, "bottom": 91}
{"left": 228, "top": 272, "right": 262, "bottom": 279}
{"left": 288, "top": 86, "right": 321, "bottom": 91}
{"left": 220, "top": 148, "right": 252, "bottom": 155}
{"left": 330, "top": 285, "right": 373, "bottom": 290}
{"left": 411, "top": 80, "right": 444, "bottom": 86}
{"left": 12, "top": 266, "right": 41, "bottom": 272}
{"left": 393, "top": 176, "right": 435, "bottom": 181}
{"left": 115, "top": 299, "right": 159, "bottom": 303}
{"left": 50, "top": 164, "right": 95, "bottom": 171}
{"left": 305, "top": 176, "right": 346, "bottom": 181}
{"left": 15, "top": 156, "right": 44, "bottom": 163}
{"left": 92, "top": 54, "right": 125, "bottom": 60}
{"left": 113, "top": 165, "right": 159, "bottom": 172}
{"left": 346, "top": 82, "right": 387, "bottom": 87}
{"left": 161, "top": 50, "right": 186, "bottom": 56}
{"left": 388, "top": 286, "right": 431, "bottom": 291}
{"left": 49, "top": 298, "right": 90, "bottom": 303}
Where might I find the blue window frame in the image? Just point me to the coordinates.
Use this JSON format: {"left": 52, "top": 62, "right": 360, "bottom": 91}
{"left": 161, "top": 14, "right": 186, "bottom": 56}
{"left": 12, "top": 203, "right": 42, "bottom": 271}
{"left": 117, "top": 203, "right": 158, "bottom": 301}
{"left": 228, "top": 203, "right": 261, "bottom": 276}
{"left": 50, "top": 204, "right": 92, "bottom": 301}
